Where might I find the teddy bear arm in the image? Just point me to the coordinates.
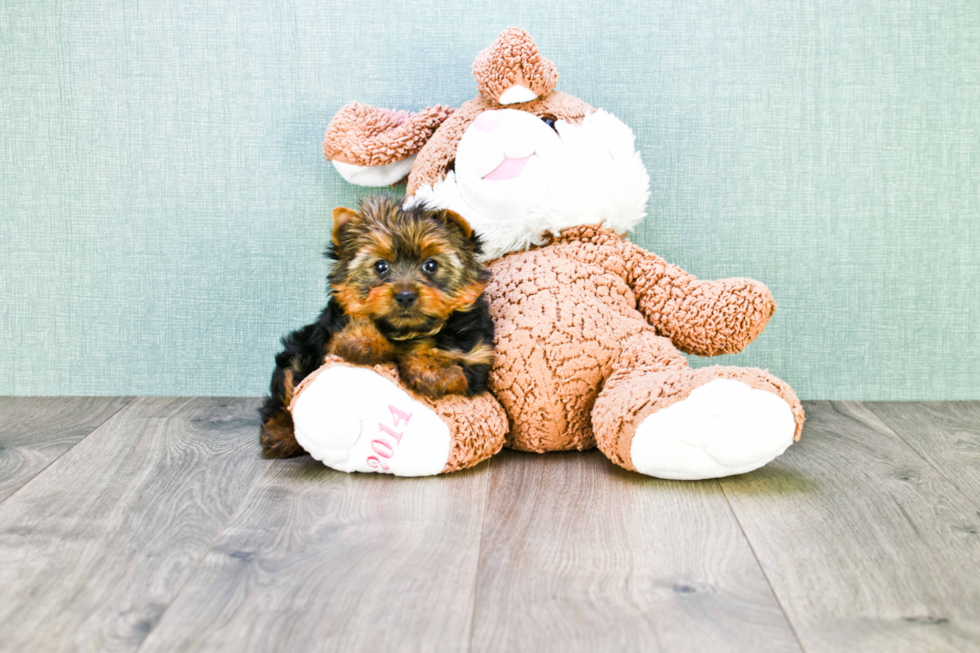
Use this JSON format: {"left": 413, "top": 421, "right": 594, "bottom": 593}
{"left": 622, "top": 241, "right": 776, "bottom": 356}
{"left": 667, "top": 278, "right": 776, "bottom": 356}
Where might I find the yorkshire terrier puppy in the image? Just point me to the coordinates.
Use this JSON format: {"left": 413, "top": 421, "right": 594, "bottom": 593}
{"left": 259, "top": 195, "right": 494, "bottom": 458}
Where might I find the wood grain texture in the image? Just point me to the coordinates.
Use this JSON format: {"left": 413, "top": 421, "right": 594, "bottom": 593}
{"left": 0, "top": 398, "right": 269, "bottom": 653}
{"left": 137, "top": 457, "right": 491, "bottom": 653}
{"left": 867, "top": 402, "right": 980, "bottom": 507}
{"left": 0, "top": 396, "right": 133, "bottom": 503}
{"left": 4, "top": 399, "right": 979, "bottom": 652}
{"left": 721, "top": 401, "right": 980, "bottom": 652}
{"left": 469, "top": 449, "right": 800, "bottom": 653}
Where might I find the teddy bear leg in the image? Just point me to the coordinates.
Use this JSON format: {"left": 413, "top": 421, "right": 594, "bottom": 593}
{"left": 288, "top": 356, "right": 508, "bottom": 476}
{"left": 592, "top": 336, "right": 804, "bottom": 480}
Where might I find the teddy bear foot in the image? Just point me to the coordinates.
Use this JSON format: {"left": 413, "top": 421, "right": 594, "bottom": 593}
{"left": 290, "top": 365, "right": 452, "bottom": 477}
{"left": 629, "top": 378, "right": 796, "bottom": 480}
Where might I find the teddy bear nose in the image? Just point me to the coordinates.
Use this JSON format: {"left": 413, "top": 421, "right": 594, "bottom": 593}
{"left": 395, "top": 290, "right": 417, "bottom": 308}
{"left": 473, "top": 111, "right": 506, "bottom": 133}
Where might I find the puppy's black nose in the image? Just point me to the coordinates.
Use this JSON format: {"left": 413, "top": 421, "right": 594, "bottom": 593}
{"left": 395, "top": 290, "right": 417, "bottom": 308}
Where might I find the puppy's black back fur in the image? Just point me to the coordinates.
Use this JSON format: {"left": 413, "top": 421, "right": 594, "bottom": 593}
{"left": 258, "top": 300, "right": 348, "bottom": 429}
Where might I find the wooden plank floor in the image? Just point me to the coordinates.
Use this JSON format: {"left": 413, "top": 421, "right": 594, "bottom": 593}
{"left": 0, "top": 400, "right": 978, "bottom": 652}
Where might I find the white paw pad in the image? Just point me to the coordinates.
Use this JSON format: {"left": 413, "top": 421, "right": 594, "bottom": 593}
{"left": 290, "top": 367, "right": 451, "bottom": 477}
{"left": 630, "top": 379, "right": 796, "bottom": 480}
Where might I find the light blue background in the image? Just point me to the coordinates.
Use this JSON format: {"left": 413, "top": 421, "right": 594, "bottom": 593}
{"left": 1, "top": 0, "right": 977, "bottom": 398}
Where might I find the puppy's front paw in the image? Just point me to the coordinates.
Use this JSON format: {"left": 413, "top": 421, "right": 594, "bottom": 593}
{"left": 331, "top": 337, "right": 392, "bottom": 366}
{"left": 398, "top": 358, "right": 468, "bottom": 398}
{"left": 329, "top": 322, "right": 394, "bottom": 366}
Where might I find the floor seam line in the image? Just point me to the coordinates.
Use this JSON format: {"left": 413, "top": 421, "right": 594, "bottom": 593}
{"left": 719, "top": 478, "right": 809, "bottom": 653}
{"left": 0, "top": 396, "right": 136, "bottom": 508}
{"left": 465, "top": 458, "right": 494, "bottom": 653}
{"left": 864, "top": 401, "right": 980, "bottom": 513}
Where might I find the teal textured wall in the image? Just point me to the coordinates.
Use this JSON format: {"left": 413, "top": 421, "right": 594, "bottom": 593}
{"left": 1, "top": 0, "right": 977, "bottom": 399}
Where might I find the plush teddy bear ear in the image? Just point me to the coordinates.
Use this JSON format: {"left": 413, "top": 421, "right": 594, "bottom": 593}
{"left": 473, "top": 28, "right": 559, "bottom": 106}
{"left": 323, "top": 102, "right": 455, "bottom": 186}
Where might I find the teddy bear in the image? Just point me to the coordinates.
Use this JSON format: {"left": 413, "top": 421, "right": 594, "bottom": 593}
{"left": 287, "top": 28, "right": 805, "bottom": 479}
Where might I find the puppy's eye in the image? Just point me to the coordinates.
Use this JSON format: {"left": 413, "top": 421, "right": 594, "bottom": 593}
{"left": 542, "top": 117, "right": 557, "bottom": 131}
{"left": 373, "top": 260, "right": 389, "bottom": 276}
{"left": 422, "top": 259, "right": 439, "bottom": 275}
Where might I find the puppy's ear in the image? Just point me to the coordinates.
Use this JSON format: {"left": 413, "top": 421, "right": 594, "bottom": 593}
{"left": 438, "top": 209, "right": 474, "bottom": 240}
{"left": 332, "top": 207, "right": 360, "bottom": 246}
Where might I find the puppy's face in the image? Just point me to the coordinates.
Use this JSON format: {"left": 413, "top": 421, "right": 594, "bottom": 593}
{"left": 328, "top": 196, "right": 489, "bottom": 338}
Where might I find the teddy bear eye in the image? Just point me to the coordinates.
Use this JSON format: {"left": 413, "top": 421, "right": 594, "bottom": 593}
{"left": 374, "top": 260, "right": 389, "bottom": 276}
{"left": 422, "top": 259, "right": 439, "bottom": 275}
{"left": 542, "top": 117, "right": 557, "bottom": 131}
